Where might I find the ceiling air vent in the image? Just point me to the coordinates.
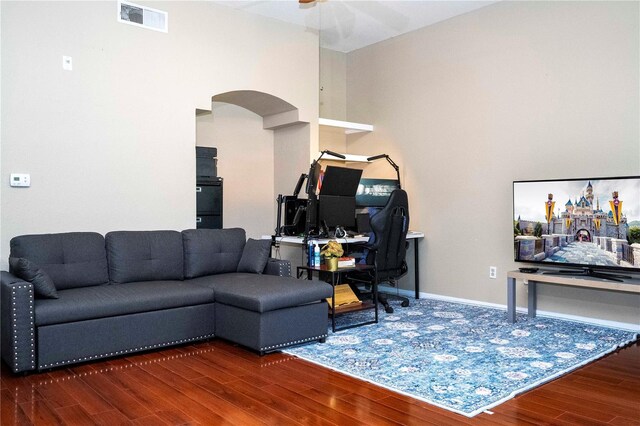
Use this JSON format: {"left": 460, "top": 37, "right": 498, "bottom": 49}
{"left": 118, "top": 1, "right": 168, "bottom": 33}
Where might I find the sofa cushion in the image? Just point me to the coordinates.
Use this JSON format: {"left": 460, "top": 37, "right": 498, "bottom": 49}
{"left": 9, "top": 257, "right": 59, "bottom": 299}
{"left": 10, "top": 232, "right": 109, "bottom": 290}
{"left": 182, "top": 228, "right": 246, "bottom": 278}
{"left": 106, "top": 231, "right": 184, "bottom": 284}
{"left": 188, "top": 273, "right": 332, "bottom": 313}
{"left": 237, "top": 239, "right": 271, "bottom": 274}
{"left": 34, "top": 281, "right": 214, "bottom": 326}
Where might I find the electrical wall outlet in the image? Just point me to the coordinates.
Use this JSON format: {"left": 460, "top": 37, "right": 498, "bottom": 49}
{"left": 489, "top": 266, "right": 497, "bottom": 279}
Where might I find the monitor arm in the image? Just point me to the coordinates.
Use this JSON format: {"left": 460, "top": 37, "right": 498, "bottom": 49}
{"left": 302, "top": 150, "right": 347, "bottom": 242}
{"left": 292, "top": 173, "right": 307, "bottom": 198}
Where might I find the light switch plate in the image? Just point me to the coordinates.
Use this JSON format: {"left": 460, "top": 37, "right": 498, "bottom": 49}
{"left": 63, "top": 56, "right": 72, "bottom": 71}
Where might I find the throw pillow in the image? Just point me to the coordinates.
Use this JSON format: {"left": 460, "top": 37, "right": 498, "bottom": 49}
{"left": 236, "top": 238, "right": 271, "bottom": 274}
{"left": 9, "top": 257, "right": 59, "bottom": 299}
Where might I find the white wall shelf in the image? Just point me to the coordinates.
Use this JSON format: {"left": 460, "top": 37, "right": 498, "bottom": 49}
{"left": 320, "top": 152, "right": 371, "bottom": 163}
{"left": 319, "top": 118, "right": 373, "bottom": 134}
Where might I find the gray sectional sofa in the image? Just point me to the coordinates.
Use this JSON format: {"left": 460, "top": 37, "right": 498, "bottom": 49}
{"left": 1, "top": 228, "right": 332, "bottom": 373}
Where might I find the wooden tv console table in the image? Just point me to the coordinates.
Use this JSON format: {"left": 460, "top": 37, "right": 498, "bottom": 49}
{"left": 507, "top": 270, "right": 640, "bottom": 323}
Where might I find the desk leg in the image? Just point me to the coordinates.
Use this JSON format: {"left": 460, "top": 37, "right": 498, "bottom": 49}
{"left": 414, "top": 239, "right": 420, "bottom": 299}
{"left": 528, "top": 281, "right": 537, "bottom": 319}
{"left": 507, "top": 277, "right": 516, "bottom": 323}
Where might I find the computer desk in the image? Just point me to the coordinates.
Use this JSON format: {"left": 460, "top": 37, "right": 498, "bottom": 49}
{"left": 269, "top": 231, "right": 425, "bottom": 299}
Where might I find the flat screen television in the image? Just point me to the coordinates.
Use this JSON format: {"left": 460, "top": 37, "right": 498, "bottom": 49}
{"left": 513, "top": 176, "right": 640, "bottom": 280}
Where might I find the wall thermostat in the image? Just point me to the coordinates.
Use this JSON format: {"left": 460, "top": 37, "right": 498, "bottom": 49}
{"left": 10, "top": 173, "right": 30, "bottom": 187}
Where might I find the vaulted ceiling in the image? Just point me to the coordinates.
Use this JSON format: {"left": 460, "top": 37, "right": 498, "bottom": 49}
{"left": 215, "top": 1, "right": 497, "bottom": 53}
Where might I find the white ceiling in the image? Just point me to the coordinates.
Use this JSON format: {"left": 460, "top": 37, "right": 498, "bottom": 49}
{"left": 214, "top": 1, "right": 497, "bottom": 53}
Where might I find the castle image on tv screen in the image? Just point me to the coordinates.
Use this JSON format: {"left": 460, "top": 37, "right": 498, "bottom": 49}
{"left": 513, "top": 177, "right": 640, "bottom": 271}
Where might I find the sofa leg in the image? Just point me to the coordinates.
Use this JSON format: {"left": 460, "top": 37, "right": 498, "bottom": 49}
{"left": 319, "top": 337, "right": 327, "bottom": 343}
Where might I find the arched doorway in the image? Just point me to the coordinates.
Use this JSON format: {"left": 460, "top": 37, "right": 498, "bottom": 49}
{"left": 195, "top": 90, "right": 311, "bottom": 237}
{"left": 575, "top": 229, "right": 591, "bottom": 242}
{"left": 212, "top": 90, "right": 298, "bottom": 124}
{"left": 206, "top": 89, "right": 311, "bottom": 193}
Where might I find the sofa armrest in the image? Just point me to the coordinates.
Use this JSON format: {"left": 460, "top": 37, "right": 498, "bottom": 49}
{"left": 1, "top": 271, "right": 36, "bottom": 373}
{"left": 264, "top": 258, "right": 291, "bottom": 277}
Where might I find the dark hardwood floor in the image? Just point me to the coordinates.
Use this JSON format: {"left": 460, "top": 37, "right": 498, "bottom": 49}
{"left": 2, "top": 339, "right": 638, "bottom": 425}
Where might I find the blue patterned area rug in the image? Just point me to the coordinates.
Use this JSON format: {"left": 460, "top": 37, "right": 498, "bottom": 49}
{"left": 284, "top": 299, "right": 638, "bottom": 417}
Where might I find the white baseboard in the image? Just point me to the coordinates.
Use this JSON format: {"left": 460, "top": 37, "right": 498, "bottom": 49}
{"left": 377, "top": 285, "right": 640, "bottom": 332}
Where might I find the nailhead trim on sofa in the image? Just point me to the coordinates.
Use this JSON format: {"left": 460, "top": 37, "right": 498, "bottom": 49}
{"left": 11, "top": 284, "right": 36, "bottom": 372}
{"left": 38, "top": 333, "right": 215, "bottom": 369}
{"left": 260, "top": 333, "right": 328, "bottom": 352}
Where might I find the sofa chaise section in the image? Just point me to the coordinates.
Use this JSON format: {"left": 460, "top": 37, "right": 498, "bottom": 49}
{"left": 182, "top": 229, "right": 332, "bottom": 354}
{"left": 188, "top": 273, "right": 331, "bottom": 353}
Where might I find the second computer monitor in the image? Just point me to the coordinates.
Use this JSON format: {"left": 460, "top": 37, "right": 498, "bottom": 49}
{"left": 318, "top": 195, "right": 356, "bottom": 228}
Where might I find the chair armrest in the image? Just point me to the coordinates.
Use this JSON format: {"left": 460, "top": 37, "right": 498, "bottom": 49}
{"left": 263, "top": 258, "right": 291, "bottom": 277}
{"left": 1, "top": 271, "right": 36, "bottom": 373}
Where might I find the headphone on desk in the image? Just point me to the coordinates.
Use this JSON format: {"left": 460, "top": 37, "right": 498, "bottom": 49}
{"left": 335, "top": 226, "right": 346, "bottom": 238}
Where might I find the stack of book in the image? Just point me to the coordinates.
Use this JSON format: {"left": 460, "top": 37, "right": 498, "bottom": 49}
{"left": 337, "top": 256, "right": 356, "bottom": 268}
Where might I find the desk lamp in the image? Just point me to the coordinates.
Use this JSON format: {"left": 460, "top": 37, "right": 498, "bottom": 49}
{"left": 366, "top": 154, "right": 401, "bottom": 188}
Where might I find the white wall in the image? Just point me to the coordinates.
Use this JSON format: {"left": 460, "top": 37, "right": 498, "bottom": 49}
{"left": 346, "top": 1, "right": 640, "bottom": 323}
{"left": 0, "top": 1, "right": 318, "bottom": 265}
{"left": 320, "top": 48, "right": 347, "bottom": 120}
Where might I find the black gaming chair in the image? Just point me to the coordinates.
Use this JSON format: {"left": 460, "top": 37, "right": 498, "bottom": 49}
{"left": 346, "top": 189, "right": 410, "bottom": 313}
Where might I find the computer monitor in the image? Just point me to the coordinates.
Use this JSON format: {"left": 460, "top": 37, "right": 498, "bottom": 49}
{"left": 355, "top": 178, "right": 400, "bottom": 207}
{"left": 318, "top": 195, "right": 356, "bottom": 228}
{"left": 319, "top": 166, "right": 362, "bottom": 197}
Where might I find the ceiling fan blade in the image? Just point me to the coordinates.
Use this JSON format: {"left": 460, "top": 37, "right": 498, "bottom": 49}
{"left": 322, "top": 2, "right": 355, "bottom": 40}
